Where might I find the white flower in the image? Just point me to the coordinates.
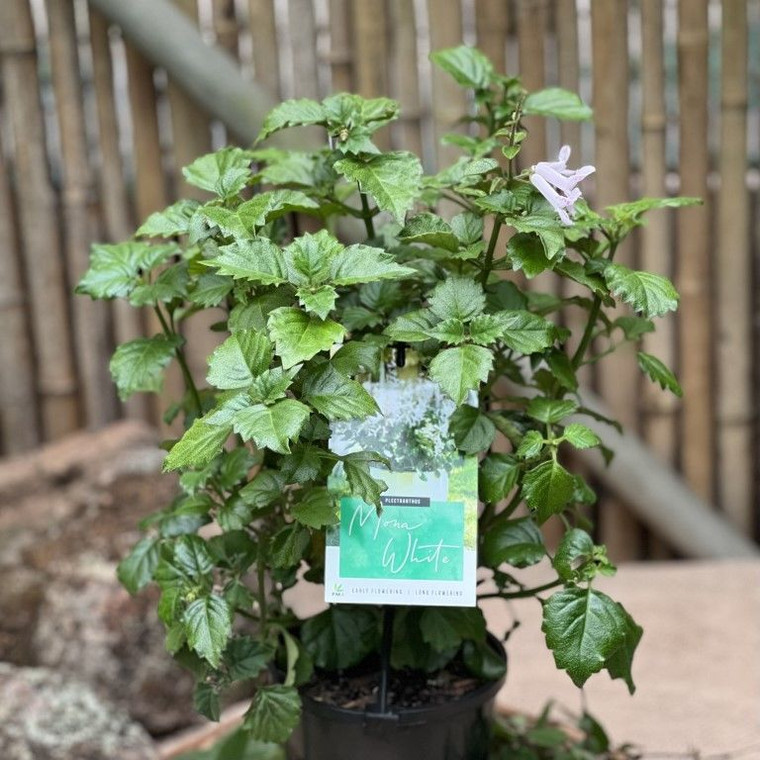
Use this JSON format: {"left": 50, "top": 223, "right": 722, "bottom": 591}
{"left": 529, "top": 145, "right": 595, "bottom": 226}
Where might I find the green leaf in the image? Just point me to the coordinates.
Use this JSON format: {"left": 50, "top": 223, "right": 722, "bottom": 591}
{"left": 206, "top": 239, "right": 288, "bottom": 284}
{"left": 613, "top": 315, "right": 655, "bottom": 340}
{"left": 291, "top": 487, "right": 338, "bottom": 528}
{"left": 400, "top": 213, "right": 459, "bottom": 252}
{"left": 553, "top": 528, "right": 595, "bottom": 582}
{"left": 224, "top": 636, "right": 274, "bottom": 681}
{"left": 451, "top": 212, "right": 484, "bottom": 245}
{"left": 542, "top": 587, "right": 633, "bottom": 688}
{"left": 467, "top": 314, "right": 505, "bottom": 346}
{"left": 516, "top": 430, "right": 544, "bottom": 460}
{"left": 236, "top": 189, "right": 320, "bottom": 230}
{"left": 385, "top": 309, "right": 436, "bottom": 342}
{"left": 479, "top": 453, "right": 520, "bottom": 503}
{"left": 481, "top": 516, "right": 545, "bottom": 568}
{"left": 110, "top": 335, "right": 181, "bottom": 401}
{"left": 189, "top": 273, "right": 234, "bottom": 308}
{"left": 137, "top": 199, "right": 200, "bottom": 238}
{"left": 527, "top": 398, "right": 578, "bottom": 424}
{"left": 174, "top": 535, "right": 215, "bottom": 578}
{"left": 490, "top": 310, "right": 556, "bottom": 354}
{"left": 183, "top": 148, "right": 252, "bottom": 198}
{"left": 270, "top": 523, "right": 310, "bottom": 568}
{"left": 194, "top": 682, "right": 220, "bottom": 722}
{"left": 301, "top": 606, "right": 380, "bottom": 670}
{"left": 523, "top": 87, "right": 593, "bottom": 121}
{"left": 426, "top": 318, "right": 466, "bottom": 344}
{"left": 429, "top": 45, "right": 493, "bottom": 90}
{"left": 302, "top": 363, "right": 379, "bottom": 421}
{"left": 129, "top": 262, "right": 189, "bottom": 307}
{"left": 117, "top": 537, "right": 160, "bottom": 594}
{"left": 546, "top": 350, "right": 578, "bottom": 391}
{"left": 183, "top": 594, "right": 233, "bottom": 667}
{"left": 329, "top": 244, "right": 416, "bottom": 286}
{"left": 281, "top": 444, "right": 324, "bottom": 484}
{"left": 284, "top": 230, "right": 341, "bottom": 286}
{"left": 604, "top": 605, "right": 643, "bottom": 694}
{"left": 243, "top": 685, "right": 301, "bottom": 744}
{"left": 334, "top": 152, "right": 422, "bottom": 224}
{"left": 249, "top": 366, "right": 301, "bottom": 405}
{"left": 563, "top": 423, "right": 600, "bottom": 450}
{"left": 341, "top": 452, "right": 388, "bottom": 509}
{"left": 449, "top": 405, "right": 496, "bottom": 454}
{"left": 429, "top": 344, "right": 493, "bottom": 404}
{"left": 507, "top": 233, "right": 552, "bottom": 278}
{"left": 296, "top": 285, "right": 337, "bottom": 319}
{"left": 267, "top": 307, "right": 346, "bottom": 368}
{"left": 206, "top": 330, "right": 273, "bottom": 390}
{"left": 164, "top": 420, "right": 231, "bottom": 471}
{"left": 509, "top": 215, "right": 566, "bottom": 260}
{"left": 233, "top": 399, "right": 311, "bottom": 454}
{"left": 229, "top": 292, "right": 292, "bottom": 332}
{"left": 428, "top": 276, "right": 486, "bottom": 322}
{"left": 419, "top": 608, "right": 486, "bottom": 652}
{"left": 257, "top": 98, "right": 326, "bottom": 142}
{"left": 637, "top": 352, "right": 683, "bottom": 397}
{"left": 331, "top": 339, "right": 383, "bottom": 377}
{"left": 239, "top": 470, "right": 286, "bottom": 509}
{"left": 76, "top": 242, "right": 176, "bottom": 299}
{"left": 604, "top": 263, "right": 679, "bottom": 318}
{"left": 522, "top": 459, "right": 574, "bottom": 523}
{"left": 606, "top": 196, "right": 702, "bottom": 227}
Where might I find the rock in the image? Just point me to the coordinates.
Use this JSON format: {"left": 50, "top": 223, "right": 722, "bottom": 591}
{"left": 0, "top": 663, "right": 158, "bottom": 760}
{"left": 0, "top": 422, "right": 197, "bottom": 734}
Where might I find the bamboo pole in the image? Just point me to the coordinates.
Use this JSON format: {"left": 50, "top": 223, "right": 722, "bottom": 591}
{"left": 248, "top": 0, "right": 281, "bottom": 99}
{"left": 0, "top": 0, "right": 80, "bottom": 440}
{"left": 388, "top": 0, "right": 423, "bottom": 156}
{"left": 212, "top": 0, "right": 240, "bottom": 57}
{"left": 516, "top": 0, "right": 548, "bottom": 170}
{"left": 0, "top": 126, "right": 39, "bottom": 452}
{"left": 717, "top": 0, "right": 752, "bottom": 532}
{"left": 88, "top": 8, "right": 150, "bottom": 421}
{"left": 640, "top": 0, "right": 677, "bottom": 558}
{"left": 46, "top": 0, "right": 118, "bottom": 430}
{"left": 353, "top": 0, "right": 390, "bottom": 149}
{"left": 591, "top": 0, "right": 640, "bottom": 561}
{"left": 328, "top": 0, "right": 353, "bottom": 92}
{"left": 474, "top": 0, "right": 509, "bottom": 74}
{"left": 427, "top": 0, "right": 467, "bottom": 170}
{"left": 676, "top": 0, "right": 712, "bottom": 502}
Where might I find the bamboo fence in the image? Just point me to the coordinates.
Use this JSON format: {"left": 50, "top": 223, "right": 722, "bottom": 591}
{"left": 0, "top": 0, "right": 757, "bottom": 555}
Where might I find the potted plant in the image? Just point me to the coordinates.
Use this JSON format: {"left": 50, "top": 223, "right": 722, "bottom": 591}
{"left": 78, "top": 46, "right": 695, "bottom": 760}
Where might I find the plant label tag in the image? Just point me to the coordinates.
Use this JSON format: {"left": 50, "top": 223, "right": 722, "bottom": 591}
{"left": 325, "top": 378, "right": 477, "bottom": 607}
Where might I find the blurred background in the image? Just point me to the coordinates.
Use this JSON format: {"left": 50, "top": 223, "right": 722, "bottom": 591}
{"left": 0, "top": 1, "right": 758, "bottom": 756}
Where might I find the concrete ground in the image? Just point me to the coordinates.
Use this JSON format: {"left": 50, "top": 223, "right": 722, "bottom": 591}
{"left": 483, "top": 560, "right": 760, "bottom": 756}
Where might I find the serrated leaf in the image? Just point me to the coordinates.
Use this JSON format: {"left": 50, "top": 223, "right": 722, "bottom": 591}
{"left": 110, "top": 335, "right": 181, "bottom": 401}
{"left": 296, "top": 285, "right": 337, "bottom": 319}
{"left": 427, "top": 318, "right": 466, "bottom": 344}
{"left": 183, "top": 594, "right": 233, "bottom": 667}
{"left": 189, "top": 273, "right": 234, "bottom": 307}
{"left": 302, "top": 363, "right": 379, "bottom": 421}
{"left": 267, "top": 307, "right": 346, "bottom": 368}
{"left": 400, "top": 213, "right": 459, "bottom": 252}
{"left": 516, "top": 430, "right": 544, "bottom": 459}
{"left": 481, "top": 516, "right": 545, "bottom": 568}
{"left": 301, "top": 606, "right": 380, "bottom": 670}
{"left": 206, "top": 239, "right": 288, "bottom": 284}
{"left": 249, "top": 365, "right": 301, "bottom": 405}
{"left": 428, "top": 276, "right": 486, "bottom": 322}
{"left": 137, "top": 199, "right": 200, "bottom": 238}
{"left": 467, "top": 314, "right": 505, "bottom": 346}
{"left": 430, "top": 45, "right": 493, "bottom": 89}
{"left": 479, "top": 453, "right": 520, "bottom": 503}
{"left": 429, "top": 344, "right": 493, "bottom": 404}
{"left": 604, "top": 605, "right": 643, "bottom": 694}
{"left": 606, "top": 196, "right": 702, "bottom": 227}
{"left": 117, "top": 537, "right": 160, "bottom": 594}
{"left": 509, "top": 215, "right": 566, "bottom": 260}
{"left": 507, "top": 233, "right": 552, "bottom": 278}
{"left": 239, "top": 470, "right": 286, "bottom": 509}
{"left": 174, "top": 534, "right": 215, "bottom": 578}
{"left": 331, "top": 340, "right": 383, "bottom": 377}
{"left": 563, "top": 423, "right": 600, "bottom": 450}
{"left": 451, "top": 212, "right": 484, "bottom": 245}
{"left": 183, "top": 147, "right": 251, "bottom": 198}
{"left": 546, "top": 350, "right": 578, "bottom": 391}
{"left": 330, "top": 244, "right": 416, "bottom": 285}
{"left": 613, "top": 316, "right": 655, "bottom": 340}
{"left": 553, "top": 528, "right": 595, "bottom": 582}
{"left": 284, "top": 230, "right": 341, "bottom": 286}
{"left": 637, "top": 352, "right": 683, "bottom": 397}
{"left": 334, "top": 152, "right": 422, "bottom": 224}
{"left": 194, "top": 682, "right": 220, "bottom": 722}
{"left": 490, "top": 310, "right": 556, "bottom": 354}
{"left": 522, "top": 459, "right": 574, "bottom": 523}
{"left": 224, "top": 636, "right": 274, "bottom": 681}
{"left": 542, "top": 587, "right": 633, "bottom": 687}
{"left": 604, "top": 263, "right": 679, "bottom": 318}
{"left": 449, "top": 405, "right": 495, "bottom": 454}
{"left": 77, "top": 242, "right": 176, "bottom": 299}
{"left": 291, "top": 487, "right": 338, "bottom": 528}
{"left": 527, "top": 398, "right": 578, "bottom": 424}
{"left": 236, "top": 189, "right": 320, "bottom": 231}
{"left": 129, "top": 263, "right": 189, "bottom": 307}
{"left": 257, "top": 98, "right": 326, "bottom": 142}
{"left": 281, "top": 444, "right": 323, "bottom": 484}
{"left": 229, "top": 292, "right": 292, "bottom": 332}
{"left": 164, "top": 420, "right": 232, "bottom": 471}
{"left": 341, "top": 452, "right": 388, "bottom": 509}
{"left": 385, "top": 309, "right": 436, "bottom": 342}
{"left": 419, "top": 608, "right": 486, "bottom": 652}
{"left": 233, "top": 399, "right": 311, "bottom": 454}
{"left": 206, "top": 330, "right": 273, "bottom": 390}
{"left": 524, "top": 87, "right": 593, "bottom": 120}
{"left": 244, "top": 685, "right": 301, "bottom": 744}
{"left": 270, "top": 522, "right": 310, "bottom": 568}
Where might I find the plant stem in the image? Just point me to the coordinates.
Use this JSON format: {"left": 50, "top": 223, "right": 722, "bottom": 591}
{"left": 480, "top": 219, "right": 502, "bottom": 286}
{"left": 257, "top": 557, "right": 268, "bottom": 637}
{"left": 478, "top": 579, "right": 562, "bottom": 601}
{"left": 154, "top": 306, "right": 203, "bottom": 415}
{"left": 359, "top": 188, "right": 376, "bottom": 239}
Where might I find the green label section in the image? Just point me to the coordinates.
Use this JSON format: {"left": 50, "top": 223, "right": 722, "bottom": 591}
{"left": 339, "top": 497, "right": 464, "bottom": 581}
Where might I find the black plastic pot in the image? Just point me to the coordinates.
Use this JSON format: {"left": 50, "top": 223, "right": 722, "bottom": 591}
{"left": 288, "top": 634, "right": 506, "bottom": 760}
